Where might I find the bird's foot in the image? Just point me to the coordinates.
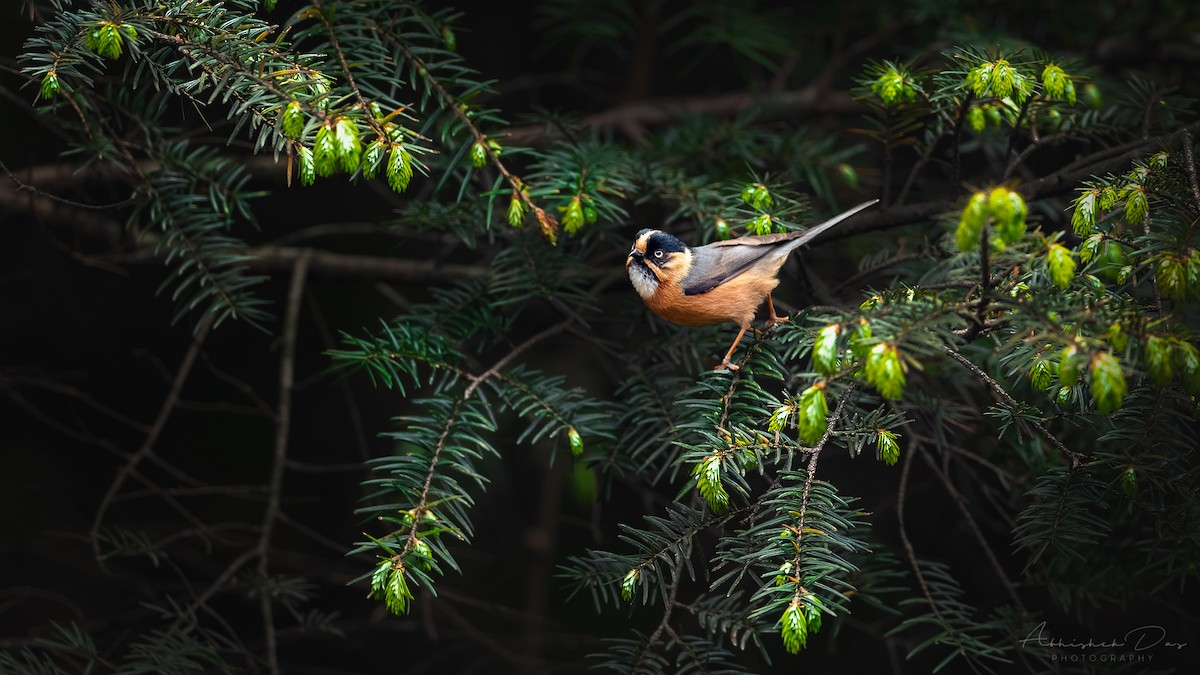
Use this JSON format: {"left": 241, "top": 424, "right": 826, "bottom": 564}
{"left": 715, "top": 358, "right": 740, "bottom": 371}
{"left": 764, "top": 314, "right": 790, "bottom": 329}
{"left": 764, "top": 295, "right": 789, "bottom": 329}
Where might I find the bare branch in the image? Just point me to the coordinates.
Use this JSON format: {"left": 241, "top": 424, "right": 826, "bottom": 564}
{"left": 257, "top": 250, "right": 312, "bottom": 675}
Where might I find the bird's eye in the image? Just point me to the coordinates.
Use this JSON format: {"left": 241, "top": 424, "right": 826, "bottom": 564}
{"left": 653, "top": 250, "right": 664, "bottom": 259}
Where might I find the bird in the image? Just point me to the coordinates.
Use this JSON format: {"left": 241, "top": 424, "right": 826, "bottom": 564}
{"left": 626, "top": 199, "right": 878, "bottom": 370}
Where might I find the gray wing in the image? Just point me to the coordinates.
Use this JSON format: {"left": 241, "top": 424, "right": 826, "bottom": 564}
{"left": 682, "top": 242, "right": 786, "bottom": 295}
{"left": 681, "top": 199, "right": 878, "bottom": 296}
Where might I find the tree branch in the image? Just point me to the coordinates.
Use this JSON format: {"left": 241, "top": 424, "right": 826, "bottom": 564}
{"left": 90, "top": 315, "right": 213, "bottom": 567}
{"left": 256, "top": 250, "right": 312, "bottom": 675}
{"left": 941, "top": 345, "right": 1084, "bottom": 467}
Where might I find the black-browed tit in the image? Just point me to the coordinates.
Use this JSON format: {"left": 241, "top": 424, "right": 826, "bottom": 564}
{"left": 626, "top": 200, "right": 878, "bottom": 369}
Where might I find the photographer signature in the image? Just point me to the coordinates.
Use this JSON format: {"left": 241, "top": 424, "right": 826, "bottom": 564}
{"left": 1021, "top": 622, "right": 1188, "bottom": 651}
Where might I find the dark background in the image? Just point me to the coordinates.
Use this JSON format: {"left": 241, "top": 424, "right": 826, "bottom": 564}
{"left": 3, "top": 1, "right": 1198, "bottom": 673}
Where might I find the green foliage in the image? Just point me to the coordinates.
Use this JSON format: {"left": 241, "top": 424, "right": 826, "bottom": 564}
{"left": 8, "top": 1, "right": 1200, "bottom": 673}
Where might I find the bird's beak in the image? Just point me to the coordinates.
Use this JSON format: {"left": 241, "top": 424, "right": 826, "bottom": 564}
{"left": 626, "top": 250, "right": 643, "bottom": 268}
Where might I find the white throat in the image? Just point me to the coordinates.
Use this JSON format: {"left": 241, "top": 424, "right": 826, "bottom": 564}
{"left": 628, "top": 263, "right": 658, "bottom": 299}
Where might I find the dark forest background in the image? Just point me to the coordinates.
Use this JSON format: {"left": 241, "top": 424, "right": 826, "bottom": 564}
{"left": 2, "top": 1, "right": 1199, "bottom": 673}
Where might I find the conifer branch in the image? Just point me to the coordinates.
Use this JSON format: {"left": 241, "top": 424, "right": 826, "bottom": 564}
{"left": 941, "top": 345, "right": 1084, "bottom": 467}
{"left": 370, "top": 23, "right": 555, "bottom": 238}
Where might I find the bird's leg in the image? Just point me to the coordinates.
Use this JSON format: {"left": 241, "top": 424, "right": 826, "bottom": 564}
{"left": 717, "top": 324, "right": 750, "bottom": 371}
{"left": 764, "top": 293, "right": 789, "bottom": 328}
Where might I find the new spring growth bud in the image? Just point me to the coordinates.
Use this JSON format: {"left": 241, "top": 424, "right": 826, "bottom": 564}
{"left": 1090, "top": 351, "right": 1127, "bottom": 414}
{"left": 583, "top": 198, "right": 598, "bottom": 224}
{"left": 876, "top": 429, "right": 900, "bottom": 465}
{"left": 956, "top": 192, "right": 988, "bottom": 252}
{"left": 871, "top": 64, "right": 917, "bottom": 105}
{"left": 384, "top": 563, "right": 412, "bottom": 615}
{"left": 1124, "top": 185, "right": 1148, "bottom": 225}
{"left": 1121, "top": 467, "right": 1138, "bottom": 498}
{"left": 837, "top": 163, "right": 859, "bottom": 188}
{"left": 386, "top": 143, "right": 413, "bottom": 193}
{"left": 714, "top": 217, "right": 732, "bottom": 240}
{"left": 40, "top": 70, "right": 58, "bottom": 100}
{"left": 796, "top": 383, "right": 829, "bottom": 445}
{"left": 370, "top": 558, "right": 392, "bottom": 598}
{"left": 1058, "top": 344, "right": 1082, "bottom": 385}
{"left": 469, "top": 140, "right": 487, "bottom": 169}
{"left": 1174, "top": 340, "right": 1200, "bottom": 394}
{"left": 411, "top": 538, "right": 433, "bottom": 571}
{"left": 1030, "top": 357, "right": 1053, "bottom": 390}
{"left": 1043, "top": 108, "right": 1063, "bottom": 130}
{"left": 313, "top": 123, "right": 339, "bottom": 177}
{"left": 334, "top": 117, "right": 363, "bottom": 173}
{"left": 507, "top": 188, "right": 525, "bottom": 227}
{"left": 804, "top": 595, "right": 825, "bottom": 635}
{"left": 748, "top": 213, "right": 773, "bottom": 236}
{"left": 849, "top": 320, "right": 873, "bottom": 360}
{"left": 1047, "top": 244, "right": 1076, "bottom": 289}
{"left": 1070, "top": 189, "right": 1098, "bottom": 235}
{"left": 1107, "top": 322, "right": 1129, "bottom": 352}
{"left": 1145, "top": 336, "right": 1174, "bottom": 387}
{"left": 562, "top": 196, "right": 584, "bottom": 234}
{"left": 1099, "top": 185, "right": 1117, "bottom": 210}
{"left": 740, "top": 183, "right": 772, "bottom": 210}
{"left": 967, "top": 58, "right": 1029, "bottom": 101}
{"left": 781, "top": 600, "right": 809, "bottom": 654}
{"left": 1155, "top": 253, "right": 1190, "bottom": 300}
{"left": 965, "top": 60, "right": 995, "bottom": 97}
{"left": 297, "top": 145, "right": 315, "bottom": 186}
{"left": 775, "top": 562, "right": 792, "bottom": 586}
{"left": 1041, "top": 64, "right": 1075, "bottom": 103}
{"left": 967, "top": 105, "right": 986, "bottom": 133}
{"left": 567, "top": 426, "right": 584, "bottom": 457}
{"left": 813, "top": 324, "right": 841, "bottom": 376}
{"left": 865, "top": 343, "right": 906, "bottom": 400}
{"left": 989, "top": 188, "right": 1027, "bottom": 244}
{"left": 86, "top": 22, "right": 127, "bottom": 60}
{"left": 441, "top": 25, "right": 457, "bottom": 52}
{"left": 281, "top": 101, "right": 304, "bottom": 140}
{"left": 361, "top": 140, "right": 386, "bottom": 180}
{"left": 768, "top": 402, "right": 792, "bottom": 433}
{"left": 620, "top": 569, "right": 639, "bottom": 602}
{"left": 692, "top": 454, "right": 729, "bottom": 513}
{"left": 984, "top": 104, "right": 1003, "bottom": 127}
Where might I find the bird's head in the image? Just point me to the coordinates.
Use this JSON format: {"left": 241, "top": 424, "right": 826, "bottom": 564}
{"left": 626, "top": 228, "right": 691, "bottom": 299}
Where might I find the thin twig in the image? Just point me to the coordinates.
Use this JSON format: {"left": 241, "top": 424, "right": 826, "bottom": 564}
{"left": 830, "top": 120, "right": 1200, "bottom": 242}
{"left": 257, "top": 250, "right": 312, "bottom": 675}
{"left": 463, "top": 320, "right": 573, "bottom": 398}
{"left": 941, "top": 345, "right": 1084, "bottom": 467}
{"left": 919, "top": 449, "right": 1026, "bottom": 613}
{"left": 896, "top": 438, "right": 944, "bottom": 625}
{"left": 896, "top": 135, "right": 940, "bottom": 207}
{"left": 1, "top": 158, "right": 137, "bottom": 211}
{"left": 1181, "top": 129, "right": 1200, "bottom": 215}
{"left": 90, "top": 315, "right": 214, "bottom": 567}
{"left": 957, "top": 226, "right": 993, "bottom": 342}
{"left": 311, "top": 0, "right": 388, "bottom": 139}
{"left": 372, "top": 24, "right": 556, "bottom": 237}
{"left": 631, "top": 567, "right": 683, "bottom": 671}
